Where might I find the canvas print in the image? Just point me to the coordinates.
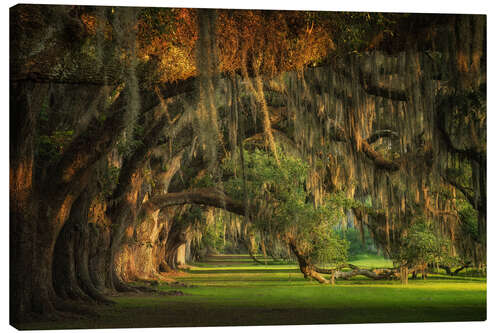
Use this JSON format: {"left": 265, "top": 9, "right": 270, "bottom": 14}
{"left": 10, "top": 3, "right": 486, "bottom": 330}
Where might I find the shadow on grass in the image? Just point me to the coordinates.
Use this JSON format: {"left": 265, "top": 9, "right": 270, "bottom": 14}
{"left": 197, "top": 261, "right": 296, "bottom": 266}
{"left": 187, "top": 268, "right": 301, "bottom": 274}
{"left": 413, "top": 274, "right": 486, "bottom": 282}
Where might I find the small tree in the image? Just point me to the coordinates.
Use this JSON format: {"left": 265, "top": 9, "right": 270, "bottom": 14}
{"left": 310, "top": 227, "right": 349, "bottom": 285}
{"left": 393, "top": 219, "right": 450, "bottom": 282}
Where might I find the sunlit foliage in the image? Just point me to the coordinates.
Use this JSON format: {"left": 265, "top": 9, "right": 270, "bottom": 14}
{"left": 392, "top": 219, "right": 451, "bottom": 269}
{"left": 223, "top": 148, "right": 353, "bottom": 264}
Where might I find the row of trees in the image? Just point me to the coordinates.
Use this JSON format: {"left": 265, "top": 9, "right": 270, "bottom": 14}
{"left": 10, "top": 5, "right": 485, "bottom": 324}
{"left": 189, "top": 147, "right": 478, "bottom": 284}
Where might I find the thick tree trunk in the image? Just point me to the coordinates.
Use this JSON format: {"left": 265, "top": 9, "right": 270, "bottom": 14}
{"left": 10, "top": 81, "right": 38, "bottom": 323}
{"left": 176, "top": 244, "right": 187, "bottom": 267}
{"left": 157, "top": 222, "right": 171, "bottom": 272}
{"left": 54, "top": 220, "right": 93, "bottom": 302}
{"left": 88, "top": 224, "right": 112, "bottom": 292}
{"left": 107, "top": 169, "right": 146, "bottom": 289}
{"left": 106, "top": 115, "right": 169, "bottom": 285}
{"left": 115, "top": 210, "right": 166, "bottom": 282}
{"left": 54, "top": 187, "right": 115, "bottom": 304}
{"left": 164, "top": 221, "right": 189, "bottom": 271}
{"left": 10, "top": 82, "right": 73, "bottom": 321}
{"left": 11, "top": 70, "right": 138, "bottom": 321}
{"left": 75, "top": 221, "right": 115, "bottom": 303}
{"left": 31, "top": 212, "right": 69, "bottom": 317}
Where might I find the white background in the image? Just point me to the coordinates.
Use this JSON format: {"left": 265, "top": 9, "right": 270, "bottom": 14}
{"left": 2, "top": 1, "right": 498, "bottom": 333}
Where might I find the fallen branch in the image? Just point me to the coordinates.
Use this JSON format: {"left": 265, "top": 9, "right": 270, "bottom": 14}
{"left": 441, "top": 262, "right": 472, "bottom": 276}
{"left": 313, "top": 264, "right": 397, "bottom": 280}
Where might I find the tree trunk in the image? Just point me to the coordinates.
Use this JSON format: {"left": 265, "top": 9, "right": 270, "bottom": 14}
{"left": 88, "top": 224, "right": 112, "bottom": 292}
{"left": 165, "top": 225, "right": 188, "bottom": 271}
{"left": 176, "top": 244, "right": 187, "bottom": 267}
{"left": 10, "top": 81, "right": 38, "bottom": 323}
{"left": 260, "top": 240, "right": 267, "bottom": 265}
{"left": 31, "top": 212, "right": 67, "bottom": 317}
{"left": 10, "top": 82, "right": 69, "bottom": 321}
{"left": 156, "top": 221, "right": 171, "bottom": 272}
{"left": 330, "top": 270, "right": 336, "bottom": 286}
{"left": 105, "top": 116, "right": 169, "bottom": 284}
{"left": 11, "top": 75, "right": 134, "bottom": 322}
{"left": 288, "top": 240, "right": 329, "bottom": 284}
{"left": 75, "top": 221, "right": 115, "bottom": 304}
{"left": 53, "top": 219, "right": 93, "bottom": 302}
{"left": 421, "top": 262, "right": 427, "bottom": 280}
{"left": 400, "top": 265, "right": 409, "bottom": 285}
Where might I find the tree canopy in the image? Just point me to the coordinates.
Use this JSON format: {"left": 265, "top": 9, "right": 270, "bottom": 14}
{"left": 10, "top": 4, "right": 486, "bottom": 324}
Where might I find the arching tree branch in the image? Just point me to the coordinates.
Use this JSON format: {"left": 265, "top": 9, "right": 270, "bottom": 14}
{"left": 143, "top": 188, "right": 247, "bottom": 217}
{"left": 330, "top": 126, "right": 401, "bottom": 171}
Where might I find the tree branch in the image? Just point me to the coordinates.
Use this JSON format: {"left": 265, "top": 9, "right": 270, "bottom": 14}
{"left": 441, "top": 262, "right": 472, "bottom": 276}
{"left": 331, "top": 126, "right": 401, "bottom": 171}
{"left": 313, "top": 264, "right": 397, "bottom": 280}
{"left": 436, "top": 104, "right": 485, "bottom": 164}
{"left": 360, "top": 140, "right": 401, "bottom": 171}
{"left": 45, "top": 94, "right": 129, "bottom": 199}
{"left": 143, "top": 188, "right": 247, "bottom": 217}
{"left": 443, "top": 174, "right": 476, "bottom": 209}
{"left": 358, "top": 70, "right": 409, "bottom": 102}
{"left": 366, "top": 129, "right": 399, "bottom": 144}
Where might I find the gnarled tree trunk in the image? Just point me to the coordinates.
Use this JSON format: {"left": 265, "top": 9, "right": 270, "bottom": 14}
{"left": 288, "top": 240, "right": 329, "bottom": 284}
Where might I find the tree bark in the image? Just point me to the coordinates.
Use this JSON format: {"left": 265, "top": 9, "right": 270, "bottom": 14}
{"left": 88, "top": 223, "right": 112, "bottom": 292}
{"left": 400, "top": 265, "right": 409, "bottom": 285}
{"left": 10, "top": 81, "right": 38, "bottom": 323}
{"left": 288, "top": 240, "right": 329, "bottom": 284}
{"left": 164, "top": 219, "right": 189, "bottom": 271}
{"left": 313, "top": 264, "right": 397, "bottom": 280}
{"left": 10, "top": 77, "right": 131, "bottom": 322}
{"left": 145, "top": 188, "right": 247, "bottom": 216}
{"left": 53, "top": 219, "right": 93, "bottom": 303}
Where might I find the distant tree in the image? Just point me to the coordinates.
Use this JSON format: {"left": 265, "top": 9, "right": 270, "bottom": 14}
{"left": 338, "top": 227, "right": 378, "bottom": 259}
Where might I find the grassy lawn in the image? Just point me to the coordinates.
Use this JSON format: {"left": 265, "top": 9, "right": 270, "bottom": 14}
{"left": 17, "top": 255, "right": 486, "bottom": 330}
{"left": 348, "top": 253, "right": 394, "bottom": 268}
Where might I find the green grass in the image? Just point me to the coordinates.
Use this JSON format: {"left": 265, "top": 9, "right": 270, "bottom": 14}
{"left": 348, "top": 253, "right": 394, "bottom": 268}
{"left": 17, "top": 255, "right": 486, "bottom": 330}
